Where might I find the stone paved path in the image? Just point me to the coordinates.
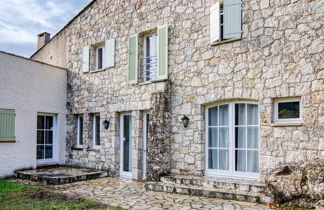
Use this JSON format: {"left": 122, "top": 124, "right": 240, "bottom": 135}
{"left": 48, "top": 177, "right": 273, "bottom": 210}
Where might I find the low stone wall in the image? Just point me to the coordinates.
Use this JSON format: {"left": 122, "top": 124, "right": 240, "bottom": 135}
{"left": 265, "top": 159, "right": 324, "bottom": 208}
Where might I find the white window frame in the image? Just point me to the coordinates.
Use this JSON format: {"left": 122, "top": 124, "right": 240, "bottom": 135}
{"left": 92, "top": 114, "right": 100, "bottom": 148}
{"left": 142, "top": 34, "right": 158, "bottom": 82}
{"left": 76, "top": 115, "right": 83, "bottom": 148}
{"left": 95, "top": 46, "right": 105, "bottom": 70}
{"left": 36, "top": 113, "right": 57, "bottom": 165}
{"left": 205, "top": 101, "right": 260, "bottom": 180}
{"left": 274, "top": 98, "right": 301, "bottom": 124}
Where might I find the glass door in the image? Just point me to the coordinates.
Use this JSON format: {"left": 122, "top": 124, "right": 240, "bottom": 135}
{"left": 206, "top": 102, "right": 259, "bottom": 179}
{"left": 120, "top": 114, "right": 132, "bottom": 178}
{"left": 37, "top": 115, "right": 55, "bottom": 164}
{"left": 142, "top": 113, "right": 149, "bottom": 180}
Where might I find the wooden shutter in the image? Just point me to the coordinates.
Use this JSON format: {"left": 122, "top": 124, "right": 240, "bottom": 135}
{"left": 0, "top": 109, "right": 15, "bottom": 141}
{"left": 210, "top": 2, "right": 220, "bottom": 43}
{"left": 128, "top": 34, "right": 138, "bottom": 84}
{"left": 82, "top": 46, "right": 90, "bottom": 72}
{"left": 105, "top": 38, "right": 115, "bottom": 68}
{"left": 157, "top": 25, "right": 168, "bottom": 80}
{"left": 223, "top": 0, "right": 242, "bottom": 39}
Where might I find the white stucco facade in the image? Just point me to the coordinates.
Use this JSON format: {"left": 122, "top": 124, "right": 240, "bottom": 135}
{"left": 0, "top": 51, "right": 67, "bottom": 178}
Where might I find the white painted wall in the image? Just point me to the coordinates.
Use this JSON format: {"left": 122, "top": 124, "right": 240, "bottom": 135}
{"left": 0, "top": 51, "right": 67, "bottom": 178}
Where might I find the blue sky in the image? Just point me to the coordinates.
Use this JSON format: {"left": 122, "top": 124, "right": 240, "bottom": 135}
{"left": 0, "top": 0, "right": 89, "bottom": 57}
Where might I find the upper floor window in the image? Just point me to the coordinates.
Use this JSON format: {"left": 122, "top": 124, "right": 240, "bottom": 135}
{"left": 128, "top": 25, "right": 168, "bottom": 84}
{"left": 141, "top": 34, "right": 157, "bottom": 82}
{"left": 96, "top": 46, "right": 105, "bottom": 70}
{"left": 274, "top": 98, "right": 301, "bottom": 124}
{"left": 82, "top": 39, "right": 115, "bottom": 73}
{"left": 0, "top": 108, "right": 15, "bottom": 142}
{"left": 210, "top": 0, "right": 242, "bottom": 44}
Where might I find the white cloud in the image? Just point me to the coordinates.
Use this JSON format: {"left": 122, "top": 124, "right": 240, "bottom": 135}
{"left": 0, "top": 0, "right": 87, "bottom": 45}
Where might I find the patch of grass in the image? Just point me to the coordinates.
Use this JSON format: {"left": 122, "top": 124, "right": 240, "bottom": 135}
{"left": 0, "top": 180, "right": 124, "bottom": 210}
{"left": 0, "top": 180, "right": 25, "bottom": 197}
{"left": 280, "top": 202, "right": 312, "bottom": 210}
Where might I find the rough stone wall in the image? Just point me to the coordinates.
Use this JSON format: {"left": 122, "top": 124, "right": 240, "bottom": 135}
{"left": 33, "top": 0, "right": 324, "bottom": 179}
{"left": 147, "top": 91, "right": 171, "bottom": 180}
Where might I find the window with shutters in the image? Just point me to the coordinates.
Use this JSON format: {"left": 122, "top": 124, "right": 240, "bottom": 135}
{"left": 210, "top": 0, "right": 242, "bottom": 44}
{"left": 128, "top": 25, "right": 168, "bottom": 84}
{"left": 0, "top": 108, "right": 15, "bottom": 142}
{"left": 82, "top": 39, "right": 115, "bottom": 73}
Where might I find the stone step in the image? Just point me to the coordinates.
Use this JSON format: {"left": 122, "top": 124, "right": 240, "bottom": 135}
{"left": 145, "top": 181, "right": 273, "bottom": 204}
{"left": 160, "top": 175, "right": 266, "bottom": 193}
{"left": 15, "top": 167, "right": 108, "bottom": 185}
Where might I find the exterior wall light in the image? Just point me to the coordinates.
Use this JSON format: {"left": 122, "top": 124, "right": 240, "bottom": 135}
{"left": 181, "top": 115, "right": 190, "bottom": 128}
{"left": 103, "top": 120, "right": 110, "bottom": 129}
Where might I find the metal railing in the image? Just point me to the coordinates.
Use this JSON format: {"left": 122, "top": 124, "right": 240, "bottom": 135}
{"left": 140, "top": 56, "right": 158, "bottom": 82}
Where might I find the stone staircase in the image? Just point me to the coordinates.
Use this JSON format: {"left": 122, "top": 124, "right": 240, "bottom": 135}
{"left": 145, "top": 175, "right": 273, "bottom": 204}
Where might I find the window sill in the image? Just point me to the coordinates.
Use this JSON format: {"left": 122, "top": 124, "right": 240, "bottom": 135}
{"left": 88, "top": 148, "right": 100, "bottom": 151}
{"left": 71, "top": 147, "right": 83, "bottom": 150}
{"left": 136, "top": 78, "right": 168, "bottom": 86}
{"left": 271, "top": 123, "right": 303, "bottom": 127}
{"left": 210, "top": 38, "right": 241, "bottom": 46}
{"left": 89, "top": 68, "right": 108, "bottom": 73}
{"left": 0, "top": 140, "right": 16, "bottom": 143}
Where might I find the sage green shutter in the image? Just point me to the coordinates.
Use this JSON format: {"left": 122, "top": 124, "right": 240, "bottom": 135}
{"left": 0, "top": 109, "right": 15, "bottom": 141}
{"left": 223, "top": 0, "right": 242, "bottom": 39}
{"left": 105, "top": 38, "right": 115, "bottom": 68}
{"left": 157, "top": 25, "right": 168, "bottom": 80}
{"left": 128, "top": 34, "right": 138, "bottom": 84}
{"left": 210, "top": 1, "right": 220, "bottom": 43}
{"left": 82, "top": 46, "right": 90, "bottom": 72}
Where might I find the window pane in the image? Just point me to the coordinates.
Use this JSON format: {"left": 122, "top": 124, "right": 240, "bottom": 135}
{"left": 208, "top": 149, "right": 218, "bottom": 169}
{"left": 45, "top": 131, "right": 53, "bottom": 144}
{"left": 37, "top": 116, "right": 44, "bottom": 129}
{"left": 278, "top": 101, "right": 300, "bottom": 119}
{"left": 235, "top": 104, "right": 246, "bottom": 125}
{"left": 95, "top": 116, "right": 100, "bottom": 145}
{"left": 247, "top": 127, "right": 259, "bottom": 149}
{"left": 37, "top": 131, "right": 44, "bottom": 144}
{"left": 247, "top": 104, "right": 258, "bottom": 125}
{"left": 235, "top": 150, "right": 246, "bottom": 172}
{"left": 98, "top": 48, "right": 103, "bottom": 69}
{"left": 45, "top": 116, "right": 53, "bottom": 129}
{"left": 79, "top": 117, "right": 83, "bottom": 145}
{"left": 208, "top": 128, "right": 218, "bottom": 147}
{"left": 235, "top": 127, "right": 246, "bottom": 148}
{"left": 219, "top": 104, "right": 228, "bottom": 125}
{"left": 208, "top": 107, "right": 218, "bottom": 126}
{"left": 247, "top": 150, "right": 259, "bottom": 172}
{"left": 219, "top": 127, "right": 229, "bottom": 148}
{"left": 219, "top": 149, "right": 229, "bottom": 170}
{"left": 37, "top": 145, "right": 44, "bottom": 159}
{"left": 45, "top": 146, "right": 53, "bottom": 159}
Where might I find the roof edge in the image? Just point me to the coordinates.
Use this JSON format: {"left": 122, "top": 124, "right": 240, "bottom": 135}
{"left": 0, "top": 50, "right": 67, "bottom": 70}
{"left": 30, "top": 0, "right": 97, "bottom": 58}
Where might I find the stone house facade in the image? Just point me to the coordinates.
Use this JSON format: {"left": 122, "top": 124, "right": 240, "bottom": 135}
{"left": 31, "top": 0, "right": 323, "bottom": 182}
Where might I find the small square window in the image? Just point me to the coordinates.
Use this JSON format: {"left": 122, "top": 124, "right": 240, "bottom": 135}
{"left": 96, "top": 46, "right": 105, "bottom": 70}
{"left": 274, "top": 98, "right": 301, "bottom": 123}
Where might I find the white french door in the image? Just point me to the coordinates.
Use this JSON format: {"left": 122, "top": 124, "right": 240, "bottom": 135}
{"left": 120, "top": 113, "right": 133, "bottom": 178}
{"left": 205, "top": 102, "right": 259, "bottom": 179}
{"left": 36, "top": 114, "right": 56, "bottom": 165}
